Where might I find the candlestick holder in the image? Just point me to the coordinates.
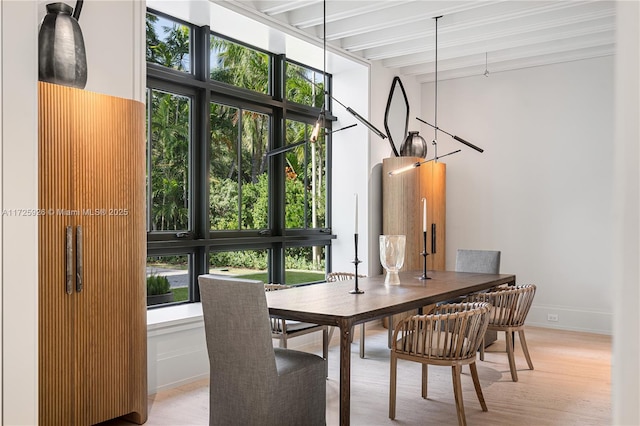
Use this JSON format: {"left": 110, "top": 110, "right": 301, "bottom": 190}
{"left": 350, "top": 233, "right": 364, "bottom": 294}
{"left": 419, "top": 230, "right": 431, "bottom": 280}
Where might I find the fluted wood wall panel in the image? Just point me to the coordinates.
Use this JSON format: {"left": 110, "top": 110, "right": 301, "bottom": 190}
{"left": 382, "top": 157, "right": 446, "bottom": 271}
{"left": 39, "top": 81, "right": 75, "bottom": 423}
{"left": 38, "top": 82, "right": 147, "bottom": 425}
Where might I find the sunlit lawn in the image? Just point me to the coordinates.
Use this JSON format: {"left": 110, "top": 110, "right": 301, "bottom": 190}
{"left": 169, "top": 271, "right": 325, "bottom": 303}
{"left": 237, "top": 271, "right": 325, "bottom": 285}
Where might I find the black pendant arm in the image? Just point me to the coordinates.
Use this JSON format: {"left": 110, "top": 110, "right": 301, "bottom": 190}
{"left": 346, "top": 107, "right": 387, "bottom": 140}
{"left": 265, "top": 139, "right": 308, "bottom": 157}
{"left": 452, "top": 135, "right": 484, "bottom": 153}
{"left": 73, "top": 0, "right": 83, "bottom": 21}
{"left": 416, "top": 117, "right": 484, "bottom": 153}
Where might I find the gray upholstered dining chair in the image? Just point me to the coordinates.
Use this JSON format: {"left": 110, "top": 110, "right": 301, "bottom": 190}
{"left": 455, "top": 249, "right": 501, "bottom": 274}
{"left": 455, "top": 249, "right": 501, "bottom": 346}
{"left": 465, "top": 284, "right": 537, "bottom": 382}
{"left": 389, "top": 302, "right": 492, "bottom": 426}
{"left": 265, "top": 283, "right": 328, "bottom": 376}
{"left": 198, "top": 275, "right": 326, "bottom": 426}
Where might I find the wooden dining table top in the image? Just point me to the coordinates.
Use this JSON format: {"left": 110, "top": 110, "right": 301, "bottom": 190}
{"left": 266, "top": 269, "right": 516, "bottom": 326}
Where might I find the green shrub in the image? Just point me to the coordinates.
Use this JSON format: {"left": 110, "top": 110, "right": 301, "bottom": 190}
{"left": 147, "top": 275, "right": 171, "bottom": 295}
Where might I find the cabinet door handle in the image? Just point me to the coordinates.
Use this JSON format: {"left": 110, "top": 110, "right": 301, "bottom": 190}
{"left": 66, "top": 226, "right": 73, "bottom": 294}
{"left": 76, "top": 225, "right": 83, "bottom": 293}
{"left": 431, "top": 223, "right": 437, "bottom": 254}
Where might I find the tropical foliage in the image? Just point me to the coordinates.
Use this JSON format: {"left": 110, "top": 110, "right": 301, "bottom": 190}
{"left": 146, "top": 12, "right": 327, "bottom": 270}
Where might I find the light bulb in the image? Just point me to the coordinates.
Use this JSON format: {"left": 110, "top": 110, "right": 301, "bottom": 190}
{"left": 310, "top": 121, "right": 321, "bottom": 142}
{"left": 388, "top": 162, "right": 420, "bottom": 176}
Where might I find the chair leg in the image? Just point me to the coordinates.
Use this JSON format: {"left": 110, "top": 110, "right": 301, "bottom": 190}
{"left": 322, "top": 327, "right": 329, "bottom": 378}
{"left": 421, "top": 364, "right": 428, "bottom": 399}
{"left": 389, "top": 354, "right": 397, "bottom": 419}
{"left": 518, "top": 329, "right": 534, "bottom": 370}
{"left": 280, "top": 336, "right": 287, "bottom": 349}
{"left": 505, "top": 330, "right": 518, "bottom": 382}
{"left": 469, "top": 362, "right": 487, "bottom": 412}
{"left": 479, "top": 336, "right": 485, "bottom": 361}
{"left": 360, "top": 323, "right": 366, "bottom": 358}
{"left": 451, "top": 365, "right": 467, "bottom": 426}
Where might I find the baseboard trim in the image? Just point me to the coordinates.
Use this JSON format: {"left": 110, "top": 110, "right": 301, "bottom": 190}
{"left": 527, "top": 304, "right": 612, "bottom": 335}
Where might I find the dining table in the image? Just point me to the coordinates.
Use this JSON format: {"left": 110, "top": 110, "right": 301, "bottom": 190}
{"left": 266, "top": 269, "right": 516, "bottom": 426}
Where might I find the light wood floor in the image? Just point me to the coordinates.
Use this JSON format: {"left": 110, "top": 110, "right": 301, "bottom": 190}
{"left": 106, "top": 324, "right": 611, "bottom": 425}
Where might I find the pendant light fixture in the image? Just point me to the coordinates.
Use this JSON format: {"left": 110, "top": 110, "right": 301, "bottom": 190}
{"left": 299, "top": 0, "right": 390, "bottom": 146}
{"left": 389, "top": 15, "right": 483, "bottom": 176}
{"left": 310, "top": 0, "right": 328, "bottom": 143}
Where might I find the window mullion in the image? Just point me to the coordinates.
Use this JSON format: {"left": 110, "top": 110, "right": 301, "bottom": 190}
{"left": 193, "top": 25, "right": 210, "bottom": 300}
{"left": 146, "top": 11, "right": 333, "bottom": 294}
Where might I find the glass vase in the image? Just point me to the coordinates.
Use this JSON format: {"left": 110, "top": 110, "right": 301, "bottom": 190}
{"left": 379, "top": 235, "right": 406, "bottom": 285}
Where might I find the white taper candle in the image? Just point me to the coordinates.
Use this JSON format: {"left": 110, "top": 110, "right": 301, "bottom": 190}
{"left": 354, "top": 193, "right": 358, "bottom": 234}
{"left": 422, "top": 197, "right": 427, "bottom": 232}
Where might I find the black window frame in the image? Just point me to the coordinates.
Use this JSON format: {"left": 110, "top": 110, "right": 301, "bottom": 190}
{"left": 145, "top": 8, "right": 336, "bottom": 307}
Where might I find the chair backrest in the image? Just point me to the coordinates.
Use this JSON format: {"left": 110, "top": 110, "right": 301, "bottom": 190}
{"left": 198, "top": 275, "right": 277, "bottom": 393}
{"left": 264, "top": 283, "right": 289, "bottom": 333}
{"left": 455, "top": 249, "right": 501, "bottom": 274}
{"left": 469, "top": 284, "right": 536, "bottom": 327}
{"left": 393, "top": 302, "right": 491, "bottom": 361}
{"left": 326, "top": 271, "right": 365, "bottom": 282}
{"left": 264, "top": 283, "right": 288, "bottom": 291}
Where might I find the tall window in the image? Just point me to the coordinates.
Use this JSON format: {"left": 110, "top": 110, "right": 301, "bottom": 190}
{"left": 146, "top": 10, "right": 334, "bottom": 307}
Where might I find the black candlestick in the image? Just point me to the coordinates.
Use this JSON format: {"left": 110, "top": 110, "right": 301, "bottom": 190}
{"left": 419, "top": 230, "right": 431, "bottom": 280}
{"left": 350, "top": 233, "right": 364, "bottom": 294}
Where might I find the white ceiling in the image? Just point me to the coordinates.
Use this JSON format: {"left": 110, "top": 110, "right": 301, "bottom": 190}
{"left": 223, "top": 0, "right": 616, "bottom": 82}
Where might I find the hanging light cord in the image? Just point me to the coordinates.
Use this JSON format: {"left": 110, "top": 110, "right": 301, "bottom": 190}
{"left": 434, "top": 16, "right": 439, "bottom": 143}
{"left": 433, "top": 16, "right": 442, "bottom": 161}
{"left": 323, "top": 0, "right": 326, "bottom": 118}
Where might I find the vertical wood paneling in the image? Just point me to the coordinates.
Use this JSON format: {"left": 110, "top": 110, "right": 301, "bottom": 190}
{"left": 38, "top": 82, "right": 147, "bottom": 425}
{"left": 422, "top": 162, "right": 446, "bottom": 271}
{"left": 382, "top": 157, "right": 422, "bottom": 271}
{"left": 382, "top": 158, "right": 446, "bottom": 272}
{"left": 39, "top": 82, "right": 76, "bottom": 425}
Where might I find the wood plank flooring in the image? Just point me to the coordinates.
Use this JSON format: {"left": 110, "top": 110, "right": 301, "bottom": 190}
{"left": 103, "top": 324, "right": 611, "bottom": 425}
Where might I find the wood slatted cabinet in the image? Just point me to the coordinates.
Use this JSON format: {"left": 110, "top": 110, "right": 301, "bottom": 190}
{"left": 38, "top": 82, "right": 147, "bottom": 425}
{"left": 382, "top": 157, "right": 446, "bottom": 271}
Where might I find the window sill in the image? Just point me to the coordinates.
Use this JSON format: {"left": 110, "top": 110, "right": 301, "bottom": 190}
{"left": 147, "top": 303, "right": 204, "bottom": 336}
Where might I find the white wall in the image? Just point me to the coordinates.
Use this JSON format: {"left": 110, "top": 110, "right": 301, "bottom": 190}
{"left": 1, "top": 1, "right": 144, "bottom": 423}
{"left": 2, "top": 2, "right": 40, "bottom": 424}
{"left": 416, "top": 57, "right": 615, "bottom": 334}
{"left": 368, "top": 56, "right": 615, "bottom": 335}
{"left": 612, "top": 1, "right": 640, "bottom": 423}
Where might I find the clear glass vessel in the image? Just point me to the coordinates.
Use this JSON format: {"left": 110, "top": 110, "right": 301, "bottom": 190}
{"left": 379, "top": 235, "right": 406, "bottom": 285}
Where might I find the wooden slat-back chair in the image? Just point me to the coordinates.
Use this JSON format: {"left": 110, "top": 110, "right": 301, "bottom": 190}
{"left": 466, "top": 284, "right": 536, "bottom": 381}
{"left": 389, "top": 302, "right": 492, "bottom": 426}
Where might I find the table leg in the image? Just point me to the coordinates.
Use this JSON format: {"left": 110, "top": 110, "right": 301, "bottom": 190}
{"left": 339, "top": 319, "right": 353, "bottom": 426}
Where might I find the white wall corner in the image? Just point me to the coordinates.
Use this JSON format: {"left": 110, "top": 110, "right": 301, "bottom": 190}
{"left": 0, "top": 0, "right": 3, "bottom": 418}
{"left": 1, "top": 2, "right": 39, "bottom": 424}
{"left": 612, "top": 1, "right": 640, "bottom": 424}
